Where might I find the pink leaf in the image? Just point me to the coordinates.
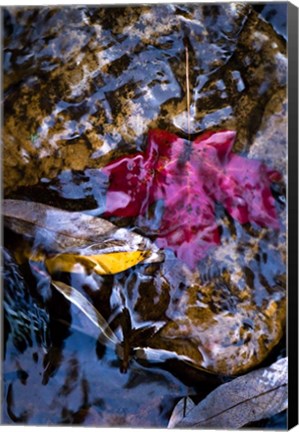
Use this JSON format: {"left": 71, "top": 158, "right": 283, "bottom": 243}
{"left": 102, "top": 129, "right": 281, "bottom": 269}
{"left": 102, "top": 153, "right": 152, "bottom": 217}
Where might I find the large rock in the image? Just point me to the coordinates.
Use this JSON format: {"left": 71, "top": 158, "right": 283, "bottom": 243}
{"left": 4, "top": 4, "right": 286, "bottom": 193}
{"left": 3, "top": 4, "right": 286, "bottom": 377}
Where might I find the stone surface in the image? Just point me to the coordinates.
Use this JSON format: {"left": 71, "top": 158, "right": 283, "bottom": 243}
{"left": 3, "top": 4, "right": 286, "bottom": 192}
{"left": 3, "top": 3, "right": 286, "bottom": 378}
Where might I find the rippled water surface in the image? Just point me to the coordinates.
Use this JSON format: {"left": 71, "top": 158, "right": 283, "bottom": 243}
{"left": 3, "top": 3, "right": 287, "bottom": 427}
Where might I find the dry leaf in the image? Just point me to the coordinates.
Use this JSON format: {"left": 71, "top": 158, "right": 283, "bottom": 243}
{"left": 168, "top": 397, "right": 195, "bottom": 428}
{"left": 3, "top": 199, "right": 163, "bottom": 274}
{"left": 168, "top": 357, "right": 287, "bottom": 429}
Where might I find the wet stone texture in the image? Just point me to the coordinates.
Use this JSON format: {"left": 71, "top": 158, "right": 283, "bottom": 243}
{"left": 3, "top": 4, "right": 286, "bottom": 192}
{"left": 3, "top": 3, "right": 286, "bottom": 426}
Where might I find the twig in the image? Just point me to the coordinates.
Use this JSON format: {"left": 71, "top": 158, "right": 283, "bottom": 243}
{"left": 185, "top": 42, "right": 191, "bottom": 139}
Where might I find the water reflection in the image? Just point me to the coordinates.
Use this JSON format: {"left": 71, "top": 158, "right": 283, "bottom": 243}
{"left": 3, "top": 3, "right": 286, "bottom": 427}
{"left": 3, "top": 250, "right": 191, "bottom": 426}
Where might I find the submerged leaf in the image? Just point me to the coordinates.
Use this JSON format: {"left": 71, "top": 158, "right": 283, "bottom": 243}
{"left": 168, "top": 357, "right": 287, "bottom": 429}
{"left": 51, "top": 280, "right": 119, "bottom": 345}
{"left": 3, "top": 199, "right": 163, "bottom": 274}
{"left": 46, "top": 250, "right": 149, "bottom": 275}
{"left": 103, "top": 129, "right": 281, "bottom": 269}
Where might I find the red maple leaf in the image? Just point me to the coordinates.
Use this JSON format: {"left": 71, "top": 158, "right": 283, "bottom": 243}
{"left": 102, "top": 129, "right": 281, "bottom": 269}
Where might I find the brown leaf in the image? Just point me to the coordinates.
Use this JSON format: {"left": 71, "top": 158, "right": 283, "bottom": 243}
{"left": 3, "top": 199, "right": 163, "bottom": 274}
{"left": 168, "top": 357, "right": 287, "bottom": 429}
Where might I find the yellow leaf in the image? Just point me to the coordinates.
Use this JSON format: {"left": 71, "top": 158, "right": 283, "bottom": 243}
{"left": 3, "top": 200, "right": 163, "bottom": 275}
{"left": 46, "top": 250, "right": 149, "bottom": 275}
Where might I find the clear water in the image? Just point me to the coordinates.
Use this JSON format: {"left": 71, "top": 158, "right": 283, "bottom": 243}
{"left": 3, "top": 3, "right": 287, "bottom": 427}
